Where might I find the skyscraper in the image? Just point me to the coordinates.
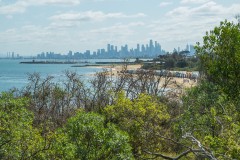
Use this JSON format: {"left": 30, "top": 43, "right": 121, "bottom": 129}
{"left": 149, "top": 39, "right": 154, "bottom": 56}
{"left": 107, "top": 44, "right": 111, "bottom": 53}
{"left": 12, "top": 52, "right": 14, "bottom": 59}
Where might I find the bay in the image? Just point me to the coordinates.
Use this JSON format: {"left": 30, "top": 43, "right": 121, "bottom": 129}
{"left": 0, "top": 59, "right": 124, "bottom": 92}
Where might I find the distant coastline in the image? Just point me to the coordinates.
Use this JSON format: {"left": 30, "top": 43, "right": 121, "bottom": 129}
{"left": 20, "top": 60, "right": 140, "bottom": 66}
{"left": 19, "top": 60, "right": 89, "bottom": 64}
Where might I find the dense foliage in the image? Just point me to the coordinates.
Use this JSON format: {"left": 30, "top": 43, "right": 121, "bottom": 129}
{"left": 104, "top": 92, "right": 169, "bottom": 158}
{"left": 142, "top": 51, "right": 199, "bottom": 71}
{"left": 53, "top": 111, "right": 133, "bottom": 159}
{"left": 0, "top": 93, "right": 49, "bottom": 159}
{"left": 196, "top": 20, "right": 240, "bottom": 99}
{"left": 1, "top": 19, "right": 240, "bottom": 159}
{"left": 179, "top": 82, "right": 240, "bottom": 159}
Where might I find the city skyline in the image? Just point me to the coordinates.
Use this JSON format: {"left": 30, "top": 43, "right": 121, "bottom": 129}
{"left": 0, "top": 0, "right": 240, "bottom": 56}
{"left": 4, "top": 40, "right": 195, "bottom": 59}
{"left": 36, "top": 39, "right": 165, "bottom": 59}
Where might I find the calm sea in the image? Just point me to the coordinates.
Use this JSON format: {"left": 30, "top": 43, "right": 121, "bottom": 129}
{"left": 0, "top": 59, "right": 123, "bottom": 92}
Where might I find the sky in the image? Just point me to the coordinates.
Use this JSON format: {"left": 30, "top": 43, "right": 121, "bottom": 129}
{"left": 0, "top": 0, "right": 240, "bottom": 56}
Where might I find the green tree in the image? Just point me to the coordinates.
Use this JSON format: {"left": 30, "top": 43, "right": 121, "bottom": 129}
{"left": 164, "top": 58, "right": 175, "bottom": 69}
{"left": 196, "top": 20, "right": 240, "bottom": 99}
{"left": 0, "top": 92, "right": 50, "bottom": 159}
{"left": 176, "top": 59, "right": 188, "bottom": 68}
{"left": 170, "top": 19, "right": 240, "bottom": 159}
{"left": 178, "top": 82, "right": 240, "bottom": 159}
{"left": 53, "top": 110, "right": 133, "bottom": 160}
{"left": 104, "top": 92, "right": 170, "bottom": 158}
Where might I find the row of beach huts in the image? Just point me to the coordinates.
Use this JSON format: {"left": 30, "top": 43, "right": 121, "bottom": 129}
{"left": 125, "top": 69, "right": 199, "bottom": 79}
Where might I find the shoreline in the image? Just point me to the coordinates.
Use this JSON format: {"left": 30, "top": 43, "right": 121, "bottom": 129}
{"left": 83, "top": 64, "right": 197, "bottom": 88}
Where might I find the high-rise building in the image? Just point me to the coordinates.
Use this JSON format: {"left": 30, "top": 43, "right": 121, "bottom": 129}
{"left": 125, "top": 44, "right": 128, "bottom": 52}
{"left": 101, "top": 49, "right": 105, "bottom": 55}
{"left": 137, "top": 44, "right": 140, "bottom": 52}
{"left": 68, "top": 50, "right": 73, "bottom": 58}
{"left": 149, "top": 39, "right": 154, "bottom": 56}
{"left": 146, "top": 44, "right": 149, "bottom": 52}
{"left": 111, "top": 45, "right": 114, "bottom": 53}
{"left": 141, "top": 44, "right": 145, "bottom": 53}
{"left": 107, "top": 44, "right": 111, "bottom": 53}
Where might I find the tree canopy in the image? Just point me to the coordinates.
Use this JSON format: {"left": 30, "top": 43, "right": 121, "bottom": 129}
{"left": 196, "top": 20, "right": 240, "bottom": 99}
{"left": 54, "top": 110, "right": 133, "bottom": 160}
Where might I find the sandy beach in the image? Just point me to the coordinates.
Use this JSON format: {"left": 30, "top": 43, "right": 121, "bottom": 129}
{"left": 88, "top": 64, "right": 197, "bottom": 89}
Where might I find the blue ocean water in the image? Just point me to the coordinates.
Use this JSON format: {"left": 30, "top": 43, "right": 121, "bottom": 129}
{"left": 0, "top": 59, "right": 118, "bottom": 92}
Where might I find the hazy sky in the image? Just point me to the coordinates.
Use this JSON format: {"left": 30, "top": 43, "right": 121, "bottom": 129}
{"left": 0, "top": 0, "right": 240, "bottom": 56}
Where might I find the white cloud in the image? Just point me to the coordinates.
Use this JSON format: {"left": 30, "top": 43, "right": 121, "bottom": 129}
{"left": 91, "top": 22, "right": 145, "bottom": 34}
{"left": 0, "top": 0, "right": 81, "bottom": 15}
{"left": 48, "top": 11, "right": 146, "bottom": 31}
{"left": 180, "top": 0, "right": 210, "bottom": 4}
{"left": 159, "top": 2, "right": 173, "bottom": 7}
{"left": 0, "top": 1, "right": 28, "bottom": 14}
{"left": 0, "top": 24, "right": 69, "bottom": 53}
{"left": 50, "top": 11, "right": 146, "bottom": 22}
{"left": 1, "top": 0, "right": 240, "bottom": 54}
{"left": 148, "top": 1, "right": 240, "bottom": 51}
{"left": 88, "top": 22, "right": 146, "bottom": 47}
{"left": 34, "top": 0, "right": 81, "bottom": 5}
{"left": 166, "top": 1, "right": 240, "bottom": 18}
